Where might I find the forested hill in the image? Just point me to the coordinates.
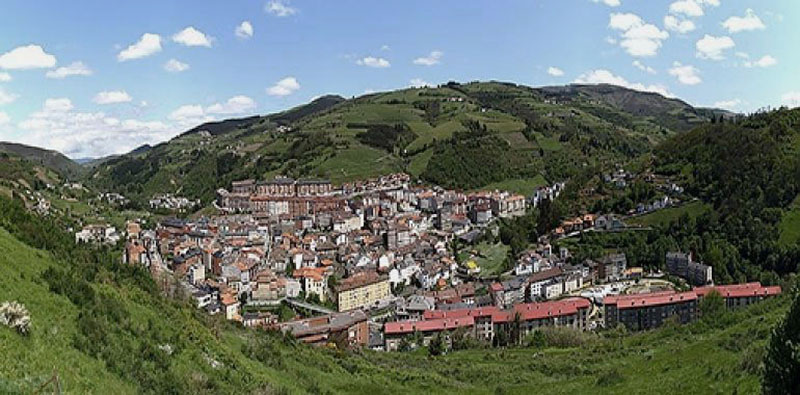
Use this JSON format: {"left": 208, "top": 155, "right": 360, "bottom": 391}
{"left": 87, "top": 81, "right": 723, "bottom": 203}
{"left": 653, "top": 108, "right": 800, "bottom": 281}
{"left": 0, "top": 142, "right": 84, "bottom": 180}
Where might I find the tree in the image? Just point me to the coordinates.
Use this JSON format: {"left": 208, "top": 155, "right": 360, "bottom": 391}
{"left": 763, "top": 288, "right": 800, "bottom": 394}
{"left": 698, "top": 289, "right": 725, "bottom": 318}
{"left": 428, "top": 332, "right": 446, "bottom": 356}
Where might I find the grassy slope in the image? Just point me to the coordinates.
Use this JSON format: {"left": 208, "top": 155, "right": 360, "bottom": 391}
{"left": 1, "top": 222, "right": 789, "bottom": 393}
{"left": 0, "top": 228, "right": 135, "bottom": 393}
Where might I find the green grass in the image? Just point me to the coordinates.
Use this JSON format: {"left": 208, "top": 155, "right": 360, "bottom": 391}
{"left": 628, "top": 200, "right": 710, "bottom": 227}
{"left": 482, "top": 175, "right": 547, "bottom": 196}
{"left": 408, "top": 148, "right": 434, "bottom": 177}
{"left": 460, "top": 242, "right": 511, "bottom": 277}
{"left": 314, "top": 144, "right": 403, "bottom": 184}
{"left": 0, "top": 228, "right": 136, "bottom": 393}
{"left": 778, "top": 195, "right": 800, "bottom": 246}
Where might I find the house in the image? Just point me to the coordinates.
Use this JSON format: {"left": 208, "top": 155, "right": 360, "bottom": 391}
{"left": 278, "top": 310, "right": 369, "bottom": 347}
{"left": 221, "top": 292, "right": 241, "bottom": 321}
{"left": 596, "top": 253, "right": 627, "bottom": 283}
{"left": 293, "top": 267, "right": 329, "bottom": 302}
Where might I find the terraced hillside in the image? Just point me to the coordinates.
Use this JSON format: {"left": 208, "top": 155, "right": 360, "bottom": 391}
{"left": 88, "top": 82, "right": 724, "bottom": 203}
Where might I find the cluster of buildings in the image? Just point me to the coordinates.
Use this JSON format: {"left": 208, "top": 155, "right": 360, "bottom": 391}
{"left": 113, "top": 171, "right": 783, "bottom": 353}
{"left": 127, "top": 173, "right": 531, "bottom": 326}
{"left": 75, "top": 223, "right": 120, "bottom": 244}
{"left": 149, "top": 194, "right": 200, "bottom": 211}
{"left": 604, "top": 282, "right": 780, "bottom": 331}
{"left": 665, "top": 251, "right": 713, "bottom": 286}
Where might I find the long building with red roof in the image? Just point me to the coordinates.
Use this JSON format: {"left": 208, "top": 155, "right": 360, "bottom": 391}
{"left": 383, "top": 297, "right": 591, "bottom": 350}
{"left": 604, "top": 282, "right": 781, "bottom": 331}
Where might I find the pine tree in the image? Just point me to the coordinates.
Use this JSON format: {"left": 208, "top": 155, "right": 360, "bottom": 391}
{"left": 762, "top": 288, "right": 800, "bottom": 394}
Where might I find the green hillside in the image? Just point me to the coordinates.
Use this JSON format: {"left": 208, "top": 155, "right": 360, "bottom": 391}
{"left": 87, "top": 82, "right": 721, "bottom": 204}
{"left": 0, "top": 194, "right": 794, "bottom": 393}
{"left": 0, "top": 142, "right": 84, "bottom": 180}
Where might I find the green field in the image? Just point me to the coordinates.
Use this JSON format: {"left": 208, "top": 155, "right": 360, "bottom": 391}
{"left": 460, "top": 242, "right": 511, "bottom": 277}
{"left": 628, "top": 200, "right": 710, "bottom": 227}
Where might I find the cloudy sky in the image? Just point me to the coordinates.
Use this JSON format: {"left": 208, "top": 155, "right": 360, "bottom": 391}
{"left": 0, "top": 0, "right": 796, "bottom": 158}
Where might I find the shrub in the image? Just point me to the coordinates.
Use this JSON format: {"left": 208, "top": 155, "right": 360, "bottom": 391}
{"left": 0, "top": 301, "right": 31, "bottom": 336}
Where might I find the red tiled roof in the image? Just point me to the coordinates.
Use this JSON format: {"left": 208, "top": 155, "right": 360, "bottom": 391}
{"left": 384, "top": 316, "right": 475, "bottom": 335}
{"left": 694, "top": 282, "right": 781, "bottom": 299}
{"left": 498, "top": 298, "right": 591, "bottom": 323}
{"left": 422, "top": 306, "right": 500, "bottom": 320}
{"left": 614, "top": 291, "right": 697, "bottom": 310}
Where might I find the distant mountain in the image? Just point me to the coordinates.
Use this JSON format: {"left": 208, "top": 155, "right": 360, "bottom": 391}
{"left": 0, "top": 142, "right": 84, "bottom": 179}
{"left": 86, "top": 81, "right": 723, "bottom": 202}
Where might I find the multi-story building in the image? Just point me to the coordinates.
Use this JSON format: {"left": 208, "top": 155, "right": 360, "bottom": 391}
{"left": 604, "top": 291, "right": 698, "bottom": 331}
{"left": 695, "top": 282, "right": 781, "bottom": 309}
{"left": 384, "top": 297, "right": 591, "bottom": 350}
{"left": 666, "top": 252, "right": 712, "bottom": 285}
{"left": 335, "top": 272, "right": 391, "bottom": 311}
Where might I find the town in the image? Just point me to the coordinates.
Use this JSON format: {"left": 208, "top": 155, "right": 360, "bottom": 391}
{"left": 111, "top": 172, "right": 782, "bottom": 352}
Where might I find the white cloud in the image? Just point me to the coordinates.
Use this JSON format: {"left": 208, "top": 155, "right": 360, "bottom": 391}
{"left": 744, "top": 55, "right": 777, "bottom": 68}
{"left": 45, "top": 61, "right": 92, "bottom": 79}
{"left": 236, "top": 21, "right": 254, "bottom": 39}
{"left": 0, "top": 72, "right": 10, "bottom": 82}
{"left": 574, "top": 69, "right": 673, "bottom": 97}
{"left": 206, "top": 95, "right": 256, "bottom": 114}
{"left": 265, "top": 0, "right": 297, "bottom": 17}
{"left": 591, "top": 0, "right": 621, "bottom": 6}
{"left": 547, "top": 67, "right": 564, "bottom": 77}
{"left": 735, "top": 51, "right": 750, "bottom": 59}
{"left": 43, "top": 98, "right": 73, "bottom": 112}
{"left": 668, "top": 62, "right": 701, "bottom": 85}
{"left": 722, "top": 9, "right": 766, "bottom": 33}
{"left": 696, "top": 34, "right": 735, "bottom": 60}
{"left": 413, "top": 50, "right": 443, "bottom": 66}
{"left": 609, "top": 13, "right": 669, "bottom": 57}
{"left": 172, "top": 26, "right": 212, "bottom": 47}
{"left": 381, "top": 45, "right": 391, "bottom": 51}
{"left": 93, "top": 90, "right": 132, "bottom": 105}
{"left": 164, "top": 59, "right": 189, "bottom": 73}
{"left": 713, "top": 99, "right": 741, "bottom": 110}
{"left": 117, "top": 33, "right": 162, "bottom": 61}
{"left": 0, "top": 45, "right": 57, "bottom": 70}
{"left": 605, "top": 37, "right": 617, "bottom": 45}
{"left": 669, "top": 0, "right": 704, "bottom": 17}
{"left": 169, "top": 104, "right": 209, "bottom": 123}
{"left": 357, "top": 56, "right": 391, "bottom": 68}
{"left": 632, "top": 60, "right": 656, "bottom": 74}
{"left": 267, "top": 76, "right": 300, "bottom": 96}
{"left": 16, "top": 98, "right": 175, "bottom": 158}
{"left": 664, "top": 15, "right": 696, "bottom": 33}
{"left": 0, "top": 112, "right": 8, "bottom": 126}
{"left": 0, "top": 87, "right": 18, "bottom": 105}
{"left": 409, "top": 78, "right": 433, "bottom": 88}
{"left": 782, "top": 92, "right": 800, "bottom": 108}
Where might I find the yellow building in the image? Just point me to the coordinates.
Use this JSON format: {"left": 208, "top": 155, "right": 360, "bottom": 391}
{"left": 336, "top": 272, "right": 391, "bottom": 311}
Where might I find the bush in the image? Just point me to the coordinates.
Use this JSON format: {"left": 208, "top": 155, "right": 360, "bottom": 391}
{"left": 0, "top": 301, "right": 31, "bottom": 336}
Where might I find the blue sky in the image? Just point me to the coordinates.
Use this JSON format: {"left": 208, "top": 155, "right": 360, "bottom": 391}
{"left": 0, "top": 0, "right": 796, "bottom": 158}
